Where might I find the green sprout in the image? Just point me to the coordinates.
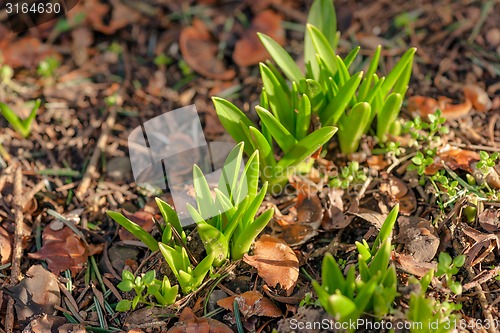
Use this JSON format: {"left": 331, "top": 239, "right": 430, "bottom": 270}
{"left": 116, "top": 270, "right": 178, "bottom": 311}
{"left": 0, "top": 100, "right": 41, "bottom": 138}
{"left": 186, "top": 142, "right": 274, "bottom": 265}
{"left": 214, "top": 0, "right": 417, "bottom": 192}
{"left": 312, "top": 205, "right": 399, "bottom": 328}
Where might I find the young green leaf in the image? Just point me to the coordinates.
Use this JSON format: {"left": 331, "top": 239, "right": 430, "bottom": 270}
{"left": 156, "top": 198, "right": 185, "bottom": 244}
{"left": 376, "top": 93, "right": 403, "bottom": 142}
{"left": 338, "top": 102, "right": 371, "bottom": 154}
{"left": 0, "top": 99, "right": 41, "bottom": 138}
{"left": 277, "top": 126, "right": 337, "bottom": 169}
{"left": 304, "top": 0, "right": 337, "bottom": 78}
{"left": 295, "top": 94, "right": 311, "bottom": 140}
{"left": 379, "top": 47, "right": 416, "bottom": 98}
{"left": 371, "top": 204, "right": 399, "bottom": 253}
{"left": 255, "top": 106, "right": 297, "bottom": 153}
{"left": 107, "top": 211, "right": 158, "bottom": 252}
{"left": 321, "top": 72, "right": 363, "bottom": 126}
{"left": 212, "top": 97, "right": 254, "bottom": 155}
{"left": 358, "top": 45, "right": 381, "bottom": 100}
{"left": 193, "top": 165, "right": 216, "bottom": 219}
{"left": 260, "top": 63, "right": 294, "bottom": 134}
{"left": 343, "top": 46, "right": 360, "bottom": 69}
{"left": 258, "top": 33, "right": 303, "bottom": 83}
{"left": 307, "top": 24, "right": 337, "bottom": 75}
{"left": 197, "top": 221, "right": 229, "bottom": 267}
{"left": 232, "top": 208, "right": 273, "bottom": 260}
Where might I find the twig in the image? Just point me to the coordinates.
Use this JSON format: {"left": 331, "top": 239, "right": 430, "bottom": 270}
{"left": 5, "top": 167, "right": 24, "bottom": 333}
{"left": 465, "top": 265, "right": 496, "bottom": 333}
{"left": 75, "top": 108, "right": 117, "bottom": 200}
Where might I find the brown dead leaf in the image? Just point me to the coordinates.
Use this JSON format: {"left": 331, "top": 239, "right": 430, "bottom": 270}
{"left": 275, "top": 178, "right": 323, "bottom": 245}
{"left": 397, "top": 216, "right": 439, "bottom": 262}
{"left": 243, "top": 235, "right": 299, "bottom": 296}
{"left": 462, "top": 225, "right": 500, "bottom": 266}
{"left": 408, "top": 95, "right": 472, "bottom": 120}
{"left": 5, "top": 265, "right": 60, "bottom": 322}
{"left": 167, "top": 307, "right": 233, "bottom": 333}
{"left": 0, "top": 226, "right": 12, "bottom": 265}
{"left": 425, "top": 146, "right": 480, "bottom": 175}
{"left": 217, "top": 291, "right": 282, "bottom": 318}
{"left": 233, "top": 10, "right": 285, "bottom": 66}
{"left": 118, "top": 210, "right": 154, "bottom": 241}
{"left": 463, "top": 84, "right": 492, "bottom": 112}
{"left": 478, "top": 209, "right": 500, "bottom": 233}
{"left": 379, "top": 176, "right": 416, "bottom": 215}
{"left": 394, "top": 253, "right": 436, "bottom": 277}
{"left": 0, "top": 37, "right": 58, "bottom": 69}
{"left": 323, "top": 188, "right": 353, "bottom": 230}
{"left": 24, "top": 315, "right": 67, "bottom": 333}
{"left": 180, "top": 19, "right": 236, "bottom": 80}
{"left": 367, "top": 155, "right": 389, "bottom": 171}
{"left": 28, "top": 222, "right": 89, "bottom": 276}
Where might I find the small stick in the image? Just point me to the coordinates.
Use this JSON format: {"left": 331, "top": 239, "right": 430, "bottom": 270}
{"left": 465, "top": 265, "right": 496, "bottom": 333}
{"left": 5, "top": 167, "right": 24, "bottom": 333}
{"left": 75, "top": 108, "right": 117, "bottom": 200}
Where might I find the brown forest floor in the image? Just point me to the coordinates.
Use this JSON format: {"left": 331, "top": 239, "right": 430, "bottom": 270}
{"left": 0, "top": 0, "right": 499, "bottom": 332}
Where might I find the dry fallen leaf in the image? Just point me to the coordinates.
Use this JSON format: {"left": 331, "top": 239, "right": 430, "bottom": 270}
{"left": 0, "top": 226, "right": 12, "bottom": 265}
{"left": 397, "top": 216, "right": 439, "bottom": 262}
{"left": 379, "top": 176, "right": 416, "bottom": 215}
{"left": 233, "top": 10, "right": 285, "bottom": 66}
{"left": 462, "top": 224, "right": 500, "bottom": 266}
{"left": 426, "top": 146, "right": 480, "bottom": 176}
{"left": 166, "top": 307, "right": 233, "bottom": 333}
{"left": 243, "top": 235, "right": 299, "bottom": 296}
{"left": 28, "top": 222, "right": 89, "bottom": 276}
{"left": 463, "top": 84, "right": 492, "bottom": 112}
{"left": 394, "top": 253, "right": 436, "bottom": 277}
{"left": 217, "top": 290, "right": 282, "bottom": 318}
{"left": 24, "top": 315, "right": 67, "bottom": 333}
{"left": 179, "top": 19, "right": 236, "bottom": 80}
{"left": 367, "top": 155, "right": 389, "bottom": 171}
{"left": 322, "top": 188, "right": 353, "bottom": 230}
{"left": 478, "top": 209, "right": 500, "bottom": 233}
{"left": 408, "top": 85, "right": 492, "bottom": 120}
{"left": 275, "top": 177, "right": 323, "bottom": 245}
{"left": 0, "top": 36, "right": 58, "bottom": 69}
{"left": 5, "top": 265, "right": 61, "bottom": 322}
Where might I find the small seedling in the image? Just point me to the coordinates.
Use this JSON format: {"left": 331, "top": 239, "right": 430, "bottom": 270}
{"left": 436, "top": 252, "right": 465, "bottom": 295}
{"left": 476, "top": 151, "right": 499, "bottom": 176}
{"left": 158, "top": 243, "right": 214, "bottom": 294}
{"left": 0, "top": 100, "right": 41, "bottom": 138}
{"left": 37, "top": 56, "right": 60, "bottom": 78}
{"left": 328, "top": 161, "right": 367, "bottom": 189}
{"left": 116, "top": 270, "right": 178, "bottom": 311}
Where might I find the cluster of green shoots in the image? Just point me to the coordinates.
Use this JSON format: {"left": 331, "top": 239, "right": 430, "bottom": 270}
{"left": 214, "top": 0, "right": 415, "bottom": 191}
{"left": 313, "top": 205, "right": 464, "bottom": 332}
{"left": 313, "top": 205, "right": 399, "bottom": 327}
{"left": 108, "top": 142, "right": 272, "bottom": 306}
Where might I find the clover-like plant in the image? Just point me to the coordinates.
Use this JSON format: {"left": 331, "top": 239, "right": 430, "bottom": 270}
{"left": 312, "top": 205, "right": 399, "bottom": 326}
{"left": 116, "top": 270, "right": 178, "bottom": 311}
{"left": 186, "top": 142, "right": 274, "bottom": 266}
